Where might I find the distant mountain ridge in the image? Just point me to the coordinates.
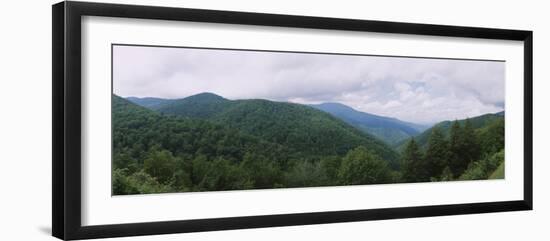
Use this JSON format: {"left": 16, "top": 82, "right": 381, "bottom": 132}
{"left": 126, "top": 93, "right": 502, "bottom": 156}
{"left": 155, "top": 93, "right": 231, "bottom": 119}
{"left": 127, "top": 94, "right": 430, "bottom": 146}
{"left": 125, "top": 96, "right": 171, "bottom": 109}
{"left": 310, "top": 102, "right": 429, "bottom": 145}
{"left": 126, "top": 93, "right": 400, "bottom": 165}
{"left": 395, "top": 111, "right": 505, "bottom": 151}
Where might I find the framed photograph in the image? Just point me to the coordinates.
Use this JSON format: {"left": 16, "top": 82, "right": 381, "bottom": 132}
{"left": 52, "top": 1, "right": 533, "bottom": 240}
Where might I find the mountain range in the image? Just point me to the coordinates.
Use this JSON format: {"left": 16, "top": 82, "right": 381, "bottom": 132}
{"left": 114, "top": 92, "right": 505, "bottom": 194}
{"left": 310, "top": 102, "right": 429, "bottom": 145}
{"left": 125, "top": 93, "right": 400, "bottom": 165}
{"left": 127, "top": 93, "right": 430, "bottom": 146}
{"left": 126, "top": 93, "right": 504, "bottom": 156}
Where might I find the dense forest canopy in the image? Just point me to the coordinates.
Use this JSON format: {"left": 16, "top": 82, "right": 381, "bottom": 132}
{"left": 131, "top": 93, "right": 399, "bottom": 162}
{"left": 114, "top": 93, "right": 505, "bottom": 195}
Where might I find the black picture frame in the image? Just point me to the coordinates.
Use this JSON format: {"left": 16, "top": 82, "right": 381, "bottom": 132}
{"left": 52, "top": 1, "right": 533, "bottom": 240}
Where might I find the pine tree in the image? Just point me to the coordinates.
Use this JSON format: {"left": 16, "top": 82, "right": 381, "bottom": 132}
{"left": 401, "top": 138, "right": 428, "bottom": 182}
{"left": 462, "top": 118, "right": 481, "bottom": 165}
{"left": 424, "top": 126, "right": 450, "bottom": 179}
{"left": 449, "top": 120, "right": 466, "bottom": 177}
{"left": 448, "top": 119, "right": 482, "bottom": 177}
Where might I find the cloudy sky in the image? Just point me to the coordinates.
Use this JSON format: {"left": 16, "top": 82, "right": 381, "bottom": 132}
{"left": 113, "top": 45, "right": 505, "bottom": 124}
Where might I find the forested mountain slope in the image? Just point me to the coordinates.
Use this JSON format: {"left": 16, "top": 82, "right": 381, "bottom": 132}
{"left": 395, "top": 112, "right": 504, "bottom": 151}
{"left": 117, "top": 93, "right": 505, "bottom": 195}
{"left": 398, "top": 113, "right": 504, "bottom": 181}
{"left": 114, "top": 94, "right": 401, "bottom": 194}
{"left": 311, "top": 102, "right": 428, "bottom": 145}
{"left": 130, "top": 93, "right": 399, "bottom": 163}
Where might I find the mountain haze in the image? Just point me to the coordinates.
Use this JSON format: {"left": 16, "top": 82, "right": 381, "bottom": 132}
{"left": 311, "top": 102, "right": 429, "bottom": 145}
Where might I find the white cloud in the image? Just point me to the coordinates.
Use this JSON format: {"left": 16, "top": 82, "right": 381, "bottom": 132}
{"left": 113, "top": 45, "right": 505, "bottom": 124}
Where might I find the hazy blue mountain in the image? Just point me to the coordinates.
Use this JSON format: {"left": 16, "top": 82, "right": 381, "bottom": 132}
{"left": 126, "top": 97, "right": 172, "bottom": 109}
{"left": 310, "top": 102, "right": 429, "bottom": 145}
{"left": 153, "top": 92, "right": 232, "bottom": 119}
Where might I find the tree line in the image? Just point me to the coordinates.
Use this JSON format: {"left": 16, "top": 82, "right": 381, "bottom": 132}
{"left": 401, "top": 119, "right": 504, "bottom": 182}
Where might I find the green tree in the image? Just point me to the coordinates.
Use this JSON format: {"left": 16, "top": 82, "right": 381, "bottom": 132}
{"left": 320, "top": 156, "right": 342, "bottom": 182}
{"left": 284, "top": 160, "right": 326, "bottom": 187}
{"left": 461, "top": 118, "right": 481, "bottom": 166}
{"left": 478, "top": 118, "right": 505, "bottom": 156}
{"left": 459, "top": 149, "right": 504, "bottom": 180}
{"left": 143, "top": 146, "right": 177, "bottom": 184}
{"left": 337, "top": 146, "right": 391, "bottom": 185}
{"left": 448, "top": 120, "right": 466, "bottom": 176}
{"left": 112, "top": 168, "right": 138, "bottom": 195}
{"left": 448, "top": 119, "right": 485, "bottom": 177}
{"left": 113, "top": 150, "right": 139, "bottom": 173}
{"left": 240, "top": 152, "right": 282, "bottom": 189}
{"left": 424, "top": 126, "right": 450, "bottom": 179}
{"left": 401, "top": 138, "right": 428, "bottom": 182}
{"left": 126, "top": 170, "right": 173, "bottom": 194}
{"left": 195, "top": 157, "right": 253, "bottom": 191}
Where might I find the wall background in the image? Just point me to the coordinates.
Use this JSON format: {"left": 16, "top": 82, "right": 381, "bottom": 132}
{"left": 0, "top": 0, "right": 547, "bottom": 240}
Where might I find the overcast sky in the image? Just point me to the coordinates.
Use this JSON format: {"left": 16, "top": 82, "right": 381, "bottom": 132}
{"left": 113, "top": 45, "right": 505, "bottom": 124}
